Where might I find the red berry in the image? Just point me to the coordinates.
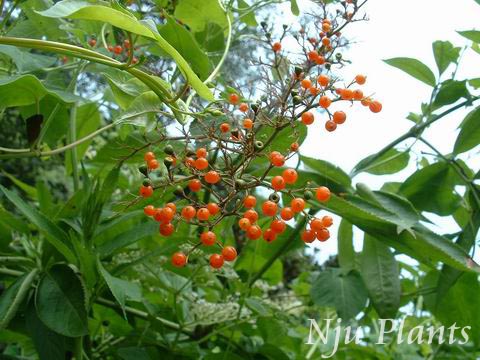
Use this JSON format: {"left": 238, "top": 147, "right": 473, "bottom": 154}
{"left": 159, "top": 222, "right": 174, "bottom": 236}
{"left": 301, "top": 229, "right": 316, "bottom": 243}
{"left": 189, "top": 179, "right": 202, "bottom": 192}
{"left": 263, "top": 228, "right": 277, "bottom": 242}
{"left": 310, "top": 218, "right": 324, "bottom": 232}
{"left": 271, "top": 219, "right": 286, "bottom": 234}
{"left": 316, "top": 186, "right": 331, "bottom": 202}
{"left": 243, "top": 195, "right": 257, "bottom": 208}
{"left": 247, "top": 225, "right": 262, "bottom": 240}
{"left": 194, "top": 157, "right": 209, "bottom": 170}
{"left": 210, "top": 254, "right": 224, "bottom": 268}
{"left": 147, "top": 159, "right": 159, "bottom": 170}
{"left": 291, "top": 198, "right": 305, "bottom": 213}
{"left": 196, "top": 148, "right": 207, "bottom": 158}
{"left": 144, "top": 151, "right": 155, "bottom": 162}
{"left": 238, "top": 217, "right": 252, "bottom": 230}
{"left": 139, "top": 185, "right": 153, "bottom": 198}
{"left": 197, "top": 208, "right": 210, "bottom": 221}
{"left": 222, "top": 246, "right": 237, "bottom": 261}
{"left": 239, "top": 103, "right": 248, "bottom": 112}
{"left": 271, "top": 176, "right": 286, "bottom": 191}
{"left": 229, "top": 93, "right": 240, "bottom": 105}
{"left": 144, "top": 205, "right": 156, "bottom": 216}
{"left": 172, "top": 252, "right": 187, "bottom": 267}
{"left": 322, "top": 215, "right": 333, "bottom": 227}
{"left": 280, "top": 207, "right": 294, "bottom": 221}
{"left": 113, "top": 45, "right": 123, "bottom": 55}
{"left": 316, "top": 228, "right": 330, "bottom": 242}
{"left": 205, "top": 171, "right": 220, "bottom": 184}
{"left": 262, "top": 201, "right": 278, "bottom": 217}
{"left": 181, "top": 206, "right": 196, "bottom": 220}
{"left": 207, "top": 203, "right": 220, "bottom": 216}
{"left": 244, "top": 209, "right": 259, "bottom": 223}
{"left": 301, "top": 112, "right": 315, "bottom": 125}
{"left": 201, "top": 231, "right": 217, "bottom": 246}
{"left": 282, "top": 169, "right": 298, "bottom": 184}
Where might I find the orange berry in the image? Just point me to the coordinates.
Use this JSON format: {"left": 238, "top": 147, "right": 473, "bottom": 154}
{"left": 355, "top": 74, "right": 366, "bottom": 85}
{"left": 271, "top": 176, "right": 286, "bottom": 191}
{"left": 369, "top": 100, "right": 382, "bottom": 113}
{"left": 317, "top": 74, "right": 329, "bottom": 87}
{"left": 243, "top": 195, "right": 257, "bottom": 208}
{"left": 325, "top": 120, "right": 337, "bottom": 132}
{"left": 139, "top": 185, "right": 153, "bottom": 198}
{"left": 201, "top": 231, "right": 217, "bottom": 246}
{"left": 322, "top": 22, "right": 331, "bottom": 32}
{"left": 270, "top": 152, "right": 285, "bottom": 167}
{"left": 301, "top": 229, "right": 316, "bottom": 243}
{"left": 322, "top": 215, "right": 333, "bottom": 227}
{"left": 307, "top": 50, "right": 319, "bottom": 61}
{"left": 238, "top": 217, "right": 252, "bottom": 230}
{"left": 291, "top": 198, "right": 305, "bottom": 213}
{"left": 207, "top": 202, "right": 220, "bottom": 216}
{"left": 361, "top": 97, "right": 372, "bottom": 107}
{"left": 247, "top": 224, "right": 262, "bottom": 240}
{"left": 310, "top": 218, "right": 324, "bottom": 232}
{"left": 309, "top": 87, "right": 319, "bottom": 96}
{"left": 332, "top": 111, "right": 346, "bottom": 124}
{"left": 166, "top": 203, "right": 177, "bottom": 213}
{"left": 244, "top": 209, "right": 259, "bottom": 223}
{"left": 243, "top": 118, "right": 253, "bottom": 129}
{"left": 181, "top": 205, "right": 196, "bottom": 220}
{"left": 194, "top": 157, "right": 209, "bottom": 170}
{"left": 144, "top": 151, "right": 155, "bottom": 162}
{"left": 280, "top": 207, "right": 294, "bottom": 221}
{"left": 159, "top": 222, "right": 174, "bottom": 236}
{"left": 341, "top": 89, "right": 354, "bottom": 100}
{"left": 147, "top": 159, "right": 159, "bottom": 170}
{"left": 315, "top": 56, "right": 326, "bottom": 65}
{"left": 220, "top": 123, "right": 230, "bottom": 133}
{"left": 196, "top": 148, "right": 207, "bottom": 158}
{"left": 282, "top": 169, "right": 298, "bottom": 184}
{"left": 263, "top": 228, "right": 277, "bottom": 242}
{"left": 144, "top": 205, "right": 156, "bottom": 216}
{"left": 316, "top": 186, "right": 331, "bottom": 202}
{"left": 188, "top": 179, "right": 202, "bottom": 192}
{"left": 154, "top": 207, "right": 175, "bottom": 223}
{"left": 322, "top": 37, "right": 331, "bottom": 46}
{"left": 271, "top": 219, "right": 286, "bottom": 234}
{"left": 262, "top": 201, "right": 278, "bottom": 216}
{"left": 229, "top": 93, "right": 240, "bottom": 105}
{"left": 185, "top": 157, "right": 195, "bottom": 167}
{"left": 353, "top": 89, "right": 364, "bottom": 100}
{"left": 205, "top": 170, "right": 220, "bottom": 184}
{"left": 197, "top": 208, "right": 210, "bottom": 221}
{"left": 272, "top": 42, "right": 282, "bottom": 52}
{"left": 210, "top": 254, "right": 224, "bottom": 268}
{"left": 316, "top": 228, "right": 330, "bottom": 242}
{"left": 222, "top": 246, "right": 237, "bottom": 261}
{"left": 290, "top": 142, "right": 299, "bottom": 152}
{"left": 172, "top": 252, "right": 187, "bottom": 267}
{"left": 301, "top": 111, "right": 315, "bottom": 125}
{"left": 239, "top": 103, "right": 248, "bottom": 112}
{"left": 301, "top": 79, "right": 312, "bottom": 89}
{"left": 319, "top": 96, "right": 332, "bottom": 108}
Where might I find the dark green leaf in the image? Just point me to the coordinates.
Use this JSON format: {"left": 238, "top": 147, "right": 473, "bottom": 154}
{"left": 353, "top": 148, "right": 410, "bottom": 176}
{"left": 384, "top": 57, "right": 436, "bottom": 87}
{"left": 36, "top": 264, "right": 88, "bottom": 337}
{"left": 432, "top": 41, "right": 460, "bottom": 74}
{"left": 433, "top": 80, "right": 469, "bottom": 107}
{"left": 337, "top": 219, "right": 355, "bottom": 270}
{"left": 0, "top": 45, "right": 56, "bottom": 72}
{"left": 361, "top": 235, "right": 400, "bottom": 318}
{"left": 454, "top": 106, "right": 480, "bottom": 154}
{"left": 301, "top": 155, "right": 352, "bottom": 190}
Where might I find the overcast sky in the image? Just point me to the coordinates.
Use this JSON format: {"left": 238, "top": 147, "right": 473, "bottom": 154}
{"left": 277, "top": 0, "right": 480, "bottom": 262}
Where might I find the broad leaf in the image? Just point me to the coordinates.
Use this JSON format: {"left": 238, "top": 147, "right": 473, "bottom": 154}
{"left": 36, "top": 264, "right": 88, "bottom": 337}
{"left": 337, "top": 219, "right": 355, "bottom": 271}
{"left": 301, "top": 155, "right": 352, "bottom": 190}
{"left": 174, "top": 0, "right": 228, "bottom": 33}
{"left": 290, "top": 0, "right": 300, "bottom": 15}
{"left": 432, "top": 40, "right": 460, "bottom": 75}
{"left": 352, "top": 148, "right": 410, "bottom": 176}
{"left": 38, "top": 0, "right": 214, "bottom": 101}
{"left": 311, "top": 268, "right": 368, "bottom": 320}
{"left": 457, "top": 30, "right": 480, "bottom": 43}
{"left": 361, "top": 235, "right": 400, "bottom": 318}
{"left": 433, "top": 80, "right": 469, "bottom": 107}
{"left": 0, "top": 45, "right": 56, "bottom": 72}
{"left": 384, "top": 57, "right": 436, "bottom": 87}
{"left": 454, "top": 106, "right": 480, "bottom": 154}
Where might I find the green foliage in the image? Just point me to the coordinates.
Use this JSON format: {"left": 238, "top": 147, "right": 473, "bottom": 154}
{"left": 383, "top": 57, "right": 436, "bottom": 86}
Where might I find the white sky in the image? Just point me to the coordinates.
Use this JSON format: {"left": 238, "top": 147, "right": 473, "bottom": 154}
{"left": 277, "top": 0, "right": 480, "bottom": 262}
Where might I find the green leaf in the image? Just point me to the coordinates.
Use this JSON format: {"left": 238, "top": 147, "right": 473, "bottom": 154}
{"left": 337, "top": 219, "right": 355, "bottom": 271}
{"left": 454, "top": 106, "right": 480, "bottom": 154}
{"left": 0, "top": 270, "right": 38, "bottom": 329}
{"left": 352, "top": 148, "right": 410, "bottom": 176}
{"left": 0, "top": 185, "right": 76, "bottom": 263}
{"left": 0, "top": 75, "right": 79, "bottom": 108}
{"left": 361, "top": 235, "right": 400, "bottom": 318}
{"left": 65, "top": 103, "right": 101, "bottom": 173}
{"left": 174, "top": 0, "right": 228, "bottom": 33}
{"left": 433, "top": 80, "right": 469, "bottom": 107}
{"left": 97, "top": 221, "right": 158, "bottom": 257}
{"left": 1, "top": 171, "right": 38, "bottom": 199}
{"left": 384, "top": 57, "right": 436, "bottom": 87}
{"left": 158, "top": 15, "right": 211, "bottom": 80}
{"left": 311, "top": 268, "right": 368, "bottom": 320}
{"left": 469, "top": 78, "right": 480, "bottom": 89}
{"left": 290, "top": 0, "right": 300, "bottom": 15}
{"left": 118, "top": 91, "right": 169, "bottom": 123}
{"left": 35, "top": 264, "right": 88, "bottom": 337}
{"left": 245, "top": 298, "right": 271, "bottom": 316}
{"left": 236, "top": 0, "right": 257, "bottom": 26}
{"left": 432, "top": 40, "right": 460, "bottom": 75}
{"left": 399, "top": 162, "right": 461, "bottom": 215}
{"left": 0, "top": 45, "right": 57, "bottom": 72}
{"left": 38, "top": 0, "right": 214, "bottom": 101}
{"left": 98, "top": 260, "right": 142, "bottom": 317}
{"left": 301, "top": 155, "right": 352, "bottom": 191}
{"left": 457, "top": 30, "right": 480, "bottom": 43}
{"left": 435, "top": 272, "right": 480, "bottom": 346}
{"left": 26, "top": 301, "right": 71, "bottom": 360}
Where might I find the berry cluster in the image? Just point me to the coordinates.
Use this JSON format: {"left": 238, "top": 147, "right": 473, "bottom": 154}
{"left": 127, "top": 1, "right": 379, "bottom": 270}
